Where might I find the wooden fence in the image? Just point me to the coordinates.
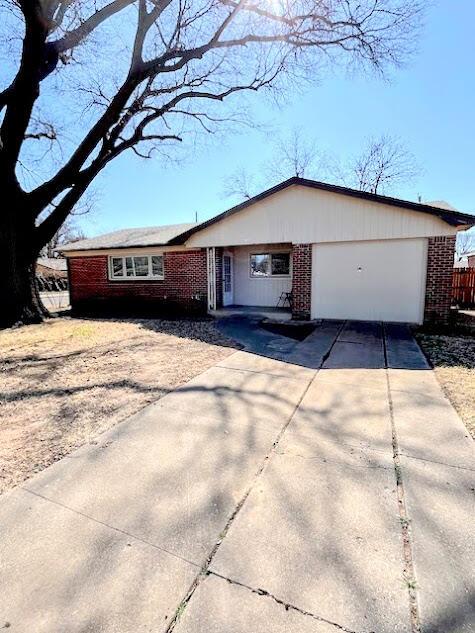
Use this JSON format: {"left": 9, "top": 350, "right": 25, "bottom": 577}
{"left": 453, "top": 267, "right": 475, "bottom": 308}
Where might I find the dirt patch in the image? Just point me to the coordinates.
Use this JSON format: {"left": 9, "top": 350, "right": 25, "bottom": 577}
{"left": 416, "top": 333, "right": 475, "bottom": 439}
{"left": 0, "top": 317, "right": 237, "bottom": 494}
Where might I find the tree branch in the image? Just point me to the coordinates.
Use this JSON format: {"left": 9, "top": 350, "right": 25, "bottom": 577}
{"left": 51, "top": 0, "right": 137, "bottom": 55}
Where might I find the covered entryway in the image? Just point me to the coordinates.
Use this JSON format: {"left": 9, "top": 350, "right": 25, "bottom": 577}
{"left": 311, "top": 238, "right": 428, "bottom": 323}
{"left": 232, "top": 245, "right": 292, "bottom": 307}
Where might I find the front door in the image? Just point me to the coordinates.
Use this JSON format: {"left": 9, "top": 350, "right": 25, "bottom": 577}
{"left": 223, "top": 252, "right": 233, "bottom": 306}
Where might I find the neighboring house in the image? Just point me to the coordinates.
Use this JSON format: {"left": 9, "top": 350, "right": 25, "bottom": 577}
{"left": 61, "top": 177, "right": 475, "bottom": 325}
{"left": 454, "top": 253, "right": 475, "bottom": 268}
{"left": 36, "top": 257, "right": 68, "bottom": 291}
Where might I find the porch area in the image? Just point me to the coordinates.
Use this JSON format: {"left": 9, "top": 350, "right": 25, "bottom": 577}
{"left": 206, "top": 243, "right": 310, "bottom": 320}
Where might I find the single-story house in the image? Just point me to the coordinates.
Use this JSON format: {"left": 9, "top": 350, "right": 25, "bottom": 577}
{"left": 61, "top": 177, "right": 475, "bottom": 325}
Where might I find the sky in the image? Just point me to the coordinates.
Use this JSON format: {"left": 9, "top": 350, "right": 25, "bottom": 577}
{"left": 79, "top": 0, "right": 475, "bottom": 237}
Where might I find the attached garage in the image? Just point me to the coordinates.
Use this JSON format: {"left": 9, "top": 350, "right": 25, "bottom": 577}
{"left": 311, "top": 239, "right": 428, "bottom": 323}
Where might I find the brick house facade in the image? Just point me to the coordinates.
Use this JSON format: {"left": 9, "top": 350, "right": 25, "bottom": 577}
{"left": 68, "top": 237, "right": 457, "bottom": 324}
{"left": 69, "top": 249, "right": 208, "bottom": 313}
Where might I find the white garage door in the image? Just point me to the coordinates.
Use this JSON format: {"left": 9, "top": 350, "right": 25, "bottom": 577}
{"left": 311, "top": 239, "right": 427, "bottom": 323}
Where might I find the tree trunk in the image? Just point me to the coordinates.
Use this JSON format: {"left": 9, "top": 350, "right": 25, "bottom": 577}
{"left": 0, "top": 202, "right": 49, "bottom": 328}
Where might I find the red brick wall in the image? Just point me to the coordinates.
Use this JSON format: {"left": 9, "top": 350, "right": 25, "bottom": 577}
{"left": 292, "top": 244, "right": 312, "bottom": 320}
{"left": 424, "top": 235, "right": 456, "bottom": 324}
{"left": 69, "top": 249, "right": 208, "bottom": 313}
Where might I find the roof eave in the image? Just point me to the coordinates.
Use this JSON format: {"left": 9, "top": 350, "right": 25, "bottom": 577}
{"left": 59, "top": 240, "right": 188, "bottom": 255}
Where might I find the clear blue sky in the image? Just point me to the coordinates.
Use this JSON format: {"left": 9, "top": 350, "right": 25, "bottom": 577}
{"left": 80, "top": 0, "right": 475, "bottom": 236}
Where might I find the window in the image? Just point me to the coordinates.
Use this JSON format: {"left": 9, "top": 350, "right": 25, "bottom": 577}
{"left": 250, "top": 252, "right": 290, "bottom": 278}
{"left": 151, "top": 255, "right": 163, "bottom": 277}
{"left": 271, "top": 252, "right": 290, "bottom": 276}
{"left": 109, "top": 254, "right": 164, "bottom": 280}
{"left": 250, "top": 254, "right": 269, "bottom": 277}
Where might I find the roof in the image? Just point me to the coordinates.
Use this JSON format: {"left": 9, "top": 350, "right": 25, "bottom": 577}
{"left": 170, "top": 177, "right": 475, "bottom": 244}
{"left": 61, "top": 179, "right": 475, "bottom": 253}
{"left": 61, "top": 223, "right": 197, "bottom": 252}
{"left": 37, "top": 257, "right": 68, "bottom": 271}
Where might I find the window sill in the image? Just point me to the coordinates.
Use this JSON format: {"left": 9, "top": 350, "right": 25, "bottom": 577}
{"left": 109, "top": 276, "right": 165, "bottom": 281}
{"left": 249, "top": 275, "right": 291, "bottom": 280}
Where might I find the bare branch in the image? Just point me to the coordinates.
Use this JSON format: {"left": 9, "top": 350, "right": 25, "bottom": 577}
{"left": 51, "top": 0, "right": 137, "bottom": 55}
{"left": 222, "top": 166, "right": 257, "bottom": 200}
{"left": 352, "top": 134, "right": 420, "bottom": 194}
{"left": 266, "top": 128, "right": 321, "bottom": 180}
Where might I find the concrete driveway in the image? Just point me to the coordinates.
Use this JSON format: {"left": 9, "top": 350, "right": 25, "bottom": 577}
{"left": 0, "top": 320, "right": 473, "bottom": 633}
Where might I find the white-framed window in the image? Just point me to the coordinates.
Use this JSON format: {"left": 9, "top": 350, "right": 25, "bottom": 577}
{"left": 109, "top": 254, "right": 164, "bottom": 280}
{"left": 250, "top": 252, "right": 291, "bottom": 278}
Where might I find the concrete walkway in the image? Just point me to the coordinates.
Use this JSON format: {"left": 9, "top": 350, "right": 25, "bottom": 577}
{"left": 0, "top": 321, "right": 473, "bottom": 633}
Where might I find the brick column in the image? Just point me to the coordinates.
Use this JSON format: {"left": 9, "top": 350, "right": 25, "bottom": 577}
{"left": 424, "top": 235, "right": 456, "bottom": 325}
{"left": 292, "top": 244, "right": 312, "bottom": 320}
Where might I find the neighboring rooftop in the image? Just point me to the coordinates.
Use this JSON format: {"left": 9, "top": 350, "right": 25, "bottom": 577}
{"left": 61, "top": 223, "right": 197, "bottom": 252}
{"left": 427, "top": 200, "right": 460, "bottom": 212}
{"left": 37, "top": 257, "right": 68, "bottom": 271}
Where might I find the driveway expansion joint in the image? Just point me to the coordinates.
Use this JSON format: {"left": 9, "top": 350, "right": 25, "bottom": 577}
{"left": 207, "top": 570, "right": 372, "bottom": 633}
{"left": 20, "top": 486, "right": 200, "bottom": 570}
{"left": 399, "top": 451, "right": 475, "bottom": 473}
{"left": 382, "top": 323, "right": 421, "bottom": 633}
{"left": 216, "top": 363, "right": 307, "bottom": 381}
{"left": 274, "top": 449, "right": 392, "bottom": 470}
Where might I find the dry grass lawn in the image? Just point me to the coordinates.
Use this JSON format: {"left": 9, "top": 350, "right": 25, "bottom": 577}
{"left": 0, "top": 317, "right": 237, "bottom": 494}
{"left": 416, "top": 332, "right": 475, "bottom": 439}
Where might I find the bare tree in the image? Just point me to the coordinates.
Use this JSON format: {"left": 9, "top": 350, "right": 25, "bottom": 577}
{"left": 267, "top": 128, "right": 321, "bottom": 181}
{"left": 222, "top": 166, "right": 256, "bottom": 200}
{"left": 350, "top": 134, "right": 419, "bottom": 194}
{"left": 40, "top": 218, "right": 86, "bottom": 259}
{"left": 0, "top": 0, "right": 423, "bottom": 326}
{"left": 456, "top": 229, "right": 475, "bottom": 262}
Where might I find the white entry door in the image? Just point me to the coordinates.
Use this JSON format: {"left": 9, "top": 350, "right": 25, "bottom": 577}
{"left": 223, "top": 252, "right": 234, "bottom": 306}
